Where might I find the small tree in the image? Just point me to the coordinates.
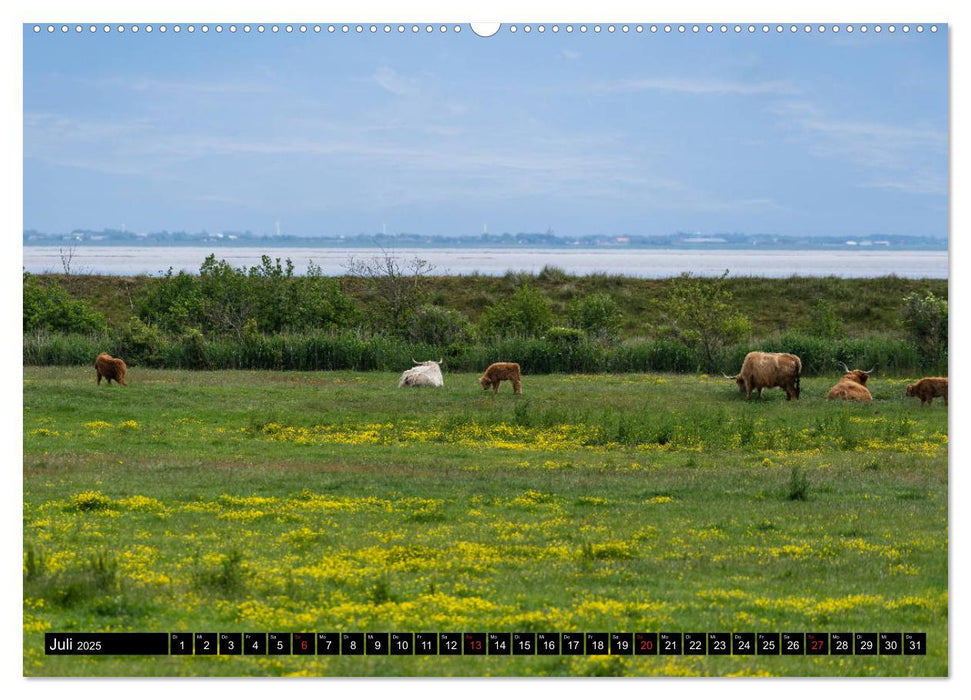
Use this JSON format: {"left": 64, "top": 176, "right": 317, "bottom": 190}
{"left": 198, "top": 255, "right": 253, "bottom": 338}
{"left": 657, "top": 271, "right": 752, "bottom": 372}
{"left": 247, "top": 255, "right": 355, "bottom": 333}
{"left": 247, "top": 255, "right": 298, "bottom": 332}
{"left": 901, "top": 291, "right": 947, "bottom": 364}
{"left": 345, "top": 252, "right": 433, "bottom": 336}
{"left": 569, "top": 292, "right": 623, "bottom": 343}
{"left": 300, "top": 261, "right": 357, "bottom": 331}
{"left": 57, "top": 244, "right": 92, "bottom": 292}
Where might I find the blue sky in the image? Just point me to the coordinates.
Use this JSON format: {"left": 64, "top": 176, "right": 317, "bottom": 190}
{"left": 23, "top": 24, "right": 948, "bottom": 239}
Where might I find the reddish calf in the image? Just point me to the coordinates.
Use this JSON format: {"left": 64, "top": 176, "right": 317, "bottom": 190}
{"left": 479, "top": 362, "right": 522, "bottom": 395}
{"left": 906, "top": 377, "right": 948, "bottom": 406}
{"left": 95, "top": 352, "right": 128, "bottom": 386}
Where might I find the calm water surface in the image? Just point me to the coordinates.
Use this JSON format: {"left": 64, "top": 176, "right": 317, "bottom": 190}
{"left": 22, "top": 246, "right": 948, "bottom": 278}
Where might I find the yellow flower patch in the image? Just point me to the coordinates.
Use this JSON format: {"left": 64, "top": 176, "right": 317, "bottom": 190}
{"left": 116, "top": 495, "right": 169, "bottom": 515}
{"left": 646, "top": 496, "right": 673, "bottom": 504}
{"left": 118, "top": 545, "right": 171, "bottom": 585}
{"left": 28, "top": 428, "right": 59, "bottom": 437}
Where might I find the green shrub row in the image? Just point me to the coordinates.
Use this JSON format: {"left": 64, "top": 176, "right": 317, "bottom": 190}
{"left": 24, "top": 330, "right": 944, "bottom": 376}
{"left": 23, "top": 273, "right": 106, "bottom": 334}
{"left": 22, "top": 259, "right": 947, "bottom": 375}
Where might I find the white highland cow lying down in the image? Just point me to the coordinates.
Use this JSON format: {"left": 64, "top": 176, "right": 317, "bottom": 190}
{"left": 398, "top": 359, "right": 444, "bottom": 388}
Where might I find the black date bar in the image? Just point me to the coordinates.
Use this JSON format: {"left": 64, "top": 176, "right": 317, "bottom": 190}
{"left": 46, "top": 633, "right": 169, "bottom": 655}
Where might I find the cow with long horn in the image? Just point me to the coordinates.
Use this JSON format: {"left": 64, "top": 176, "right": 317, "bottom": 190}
{"left": 726, "top": 351, "right": 802, "bottom": 400}
{"left": 398, "top": 359, "right": 444, "bottom": 388}
{"left": 827, "top": 363, "right": 874, "bottom": 402}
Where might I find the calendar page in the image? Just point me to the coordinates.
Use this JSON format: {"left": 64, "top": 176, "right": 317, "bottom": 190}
{"left": 21, "top": 16, "right": 949, "bottom": 679}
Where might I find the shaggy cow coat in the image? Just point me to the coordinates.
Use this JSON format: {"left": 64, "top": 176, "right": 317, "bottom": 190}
{"left": 479, "top": 362, "right": 522, "bottom": 395}
{"left": 95, "top": 352, "right": 128, "bottom": 386}
{"left": 398, "top": 360, "right": 444, "bottom": 388}
{"left": 906, "top": 377, "right": 948, "bottom": 406}
{"left": 826, "top": 369, "right": 872, "bottom": 402}
{"left": 730, "top": 351, "right": 802, "bottom": 400}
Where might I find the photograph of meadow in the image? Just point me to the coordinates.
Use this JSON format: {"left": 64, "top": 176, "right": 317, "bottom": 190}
{"left": 22, "top": 21, "right": 947, "bottom": 677}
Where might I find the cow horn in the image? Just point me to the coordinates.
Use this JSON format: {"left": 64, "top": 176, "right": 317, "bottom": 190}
{"left": 411, "top": 358, "right": 419, "bottom": 365}
{"left": 839, "top": 361, "right": 850, "bottom": 373}
{"left": 722, "top": 373, "right": 737, "bottom": 380}
{"left": 863, "top": 367, "right": 875, "bottom": 375}
{"left": 438, "top": 357, "right": 443, "bottom": 364}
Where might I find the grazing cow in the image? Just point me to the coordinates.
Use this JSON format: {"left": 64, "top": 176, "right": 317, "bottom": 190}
{"left": 906, "top": 377, "right": 948, "bottom": 406}
{"left": 479, "top": 362, "right": 522, "bottom": 395}
{"left": 398, "top": 358, "right": 444, "bottom": 388}
{"left": 95, "top": 352, "right": 128, "bottom": 386}
{"left": 724, "top": 351, "right": 802, "bottom": 400}
{"left": 826, "top": 362, "right": 873, "bottom": 402}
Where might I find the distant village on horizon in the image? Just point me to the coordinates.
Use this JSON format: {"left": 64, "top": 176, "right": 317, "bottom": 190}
{"left": 22, "top": 228, "right": 948, "bottom": 251}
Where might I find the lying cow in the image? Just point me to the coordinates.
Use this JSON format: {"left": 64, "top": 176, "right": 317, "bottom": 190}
{"left": 826, "top": 362, "right": 873, "bottom": 402}
{"left": 95, "top": 352, "right": 128, "bottom": 386}
{"left": 906, "top": 377, "right": 948, "bottom": 406}
{"left": 479, "top": 362, "right": 522, "bottom": 395}
{"left": 724, "top": 351, "right": 802, "bottom": 400}
{"left": 398, "top": 358, "right": 444, "bottom": 388}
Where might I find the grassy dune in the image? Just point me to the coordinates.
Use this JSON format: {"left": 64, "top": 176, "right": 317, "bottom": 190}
{"left": 23, "top": 367, "right": 947, "bottom": 676}
{"left": 37, "top": 272, "right": 948, "bottom": 338}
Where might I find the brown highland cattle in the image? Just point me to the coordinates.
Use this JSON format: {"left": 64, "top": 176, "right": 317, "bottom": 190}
{"left": 725, "top": 351, "right": 802, "bottom": 400}
{"left": 826, "top": 362, "right": 872, "bottom": 402}
{"left": 906, "top": 377, "right": 948, "bottom": 406}
{"left": 479, "top": 362, "right": 522, "bottom": 395}
{"left": 95, "top": 352, "right": 128, "bottom": 386}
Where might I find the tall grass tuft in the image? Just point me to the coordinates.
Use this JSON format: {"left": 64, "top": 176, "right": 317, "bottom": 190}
{"left": 24, "top": 543, "right": 47, "bottom": 581}
{"left": 787, "top": 466, "right": 810, "bottom": 501}
{"left": 191, "top": 548, "right": 246, "bottom": 595}
{"left": 25, "top": 549, "right": 121, "bottom": 608}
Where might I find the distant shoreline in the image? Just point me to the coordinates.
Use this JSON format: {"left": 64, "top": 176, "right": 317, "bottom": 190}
{"left": 21, "top": 242, "right": 949, "bottom": 251}
{"left": 22, "top": 231, "right": 948, "bottom": 252}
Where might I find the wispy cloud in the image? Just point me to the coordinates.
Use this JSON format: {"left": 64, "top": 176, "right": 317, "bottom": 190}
{"left": 861, "top": 175, "right": 947, "bottom": 196}
{"left": 24, "top": 112, "right": 153, "bottom": 140}
{"left": 23, "top": 106, "right": 674, "bottom": 206}
{"left": 687, "top": 196, "right": 788, "bottom": 214}
{"left": 372, "top": 66, "right": 419, "bottom": 96}
{"left": 774, "top": 101, "right": 947, "bottom": 194}
{"left": 599, "top": 77, "right": 799, "bottom": 96}
{"left": 23, "top": 105, "right": 797, "bottom": 217}
{"left": 795, "top": 114, "right": 945, "bottom": 150}
{"left": 79, "top": 75, "right": 272, "bottom": 95}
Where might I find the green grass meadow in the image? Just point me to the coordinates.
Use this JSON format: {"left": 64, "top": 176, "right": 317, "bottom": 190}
{"left": 23, "top": 366, "right": 948, "bottom": 676}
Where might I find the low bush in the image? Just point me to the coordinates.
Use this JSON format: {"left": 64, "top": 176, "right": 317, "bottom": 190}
{"left": 569, "top": 292, "right": 623, "bottom": 343}
{"left": 901, "top": 291, "right": 948, "bottom": 365}
{"left": 115, "top": 318, "right": 166, "bottom": 367}
{"left": 409, "top": 305, "right": 475, "bottom": 346}
{"left": 479, "top": 284, "right": 553, "bottom": 339}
